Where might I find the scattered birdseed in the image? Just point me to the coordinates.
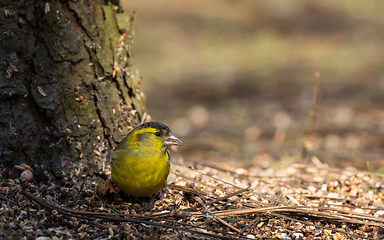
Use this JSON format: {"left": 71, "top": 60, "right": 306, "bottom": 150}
{"left": 1, "top": 162, "right": 384, "bottom": 239}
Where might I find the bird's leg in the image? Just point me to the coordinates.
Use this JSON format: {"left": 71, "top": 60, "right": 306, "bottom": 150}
{"left": 139, "top": 191, "right": 164, "bottom": 213}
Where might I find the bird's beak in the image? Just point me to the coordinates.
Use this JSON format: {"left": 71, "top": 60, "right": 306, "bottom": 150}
{"left": 163, "top": 134, "right": 182, "bottom": 146}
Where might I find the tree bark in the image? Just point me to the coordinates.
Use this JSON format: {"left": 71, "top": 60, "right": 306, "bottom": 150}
{"left": 0, "top": 0, "right": 147, "bottom": 181}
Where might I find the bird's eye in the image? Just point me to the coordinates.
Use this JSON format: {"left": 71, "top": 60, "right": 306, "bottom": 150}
{"left": 154, "top": 132, "right": 161, "bottom": 137}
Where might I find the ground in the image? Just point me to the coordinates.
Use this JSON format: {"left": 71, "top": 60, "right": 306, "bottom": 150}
{"left": 1, "top": 160, "right": 384, "bottom": 239}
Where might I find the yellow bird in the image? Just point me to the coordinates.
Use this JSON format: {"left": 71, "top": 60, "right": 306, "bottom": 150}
{"left": 111, "top": 122, "right": 182, "bottom": 197}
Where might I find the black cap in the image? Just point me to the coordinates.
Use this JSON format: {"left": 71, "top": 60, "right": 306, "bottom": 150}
{"left": 137, "top": 121, "right": 170, "bottom": 133}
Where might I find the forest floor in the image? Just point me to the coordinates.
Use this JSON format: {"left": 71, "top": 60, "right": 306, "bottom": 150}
{"left": 1, "top": 159, "right": 384, "bottom": 239}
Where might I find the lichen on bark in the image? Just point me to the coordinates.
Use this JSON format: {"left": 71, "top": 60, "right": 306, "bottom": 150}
{"left": 0, "top": 0, "right": 147, "bottom": 182}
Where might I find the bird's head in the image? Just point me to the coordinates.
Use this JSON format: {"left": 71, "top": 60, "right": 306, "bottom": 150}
{"left": 132, "top": 122, "right": 182, "bottom": 150}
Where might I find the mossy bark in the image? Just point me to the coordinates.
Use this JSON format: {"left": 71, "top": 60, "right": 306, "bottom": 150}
{"left": 0, "top": 0, "right": 146, "bottom": 181}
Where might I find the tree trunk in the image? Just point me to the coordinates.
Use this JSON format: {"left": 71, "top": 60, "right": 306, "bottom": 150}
{"left": 0, "top": 0, "right": 147, "bottom": 182}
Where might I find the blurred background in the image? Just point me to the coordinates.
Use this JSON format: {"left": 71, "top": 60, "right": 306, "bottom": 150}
{"left": 123, "top": 0, "right": 384, "bottom": 170}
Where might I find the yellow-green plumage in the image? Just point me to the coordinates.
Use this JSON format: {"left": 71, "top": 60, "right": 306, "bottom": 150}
{"left": 111, "top": 122, "right": 181, "bottom": 197}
